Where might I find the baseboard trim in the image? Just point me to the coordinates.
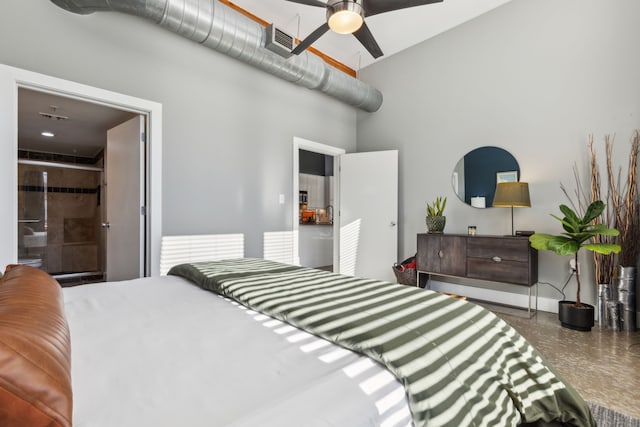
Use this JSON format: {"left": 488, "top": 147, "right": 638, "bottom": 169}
{"left": 426, "top": 279, "right": 559, "bottom": 313}
{"left": 422, "top": 279, "right": 639, "bottom": 327}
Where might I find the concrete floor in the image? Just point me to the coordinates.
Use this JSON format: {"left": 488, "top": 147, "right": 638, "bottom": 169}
{"left": 492, "top": 307, "right": 640, "bottom": 420}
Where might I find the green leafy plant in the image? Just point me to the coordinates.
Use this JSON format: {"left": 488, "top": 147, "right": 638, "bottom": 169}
{"left": 426, "top": 196, "right": 447, "bottom": 217}
{"left": 529, "top": 200, "right": 621, "bottom": 306}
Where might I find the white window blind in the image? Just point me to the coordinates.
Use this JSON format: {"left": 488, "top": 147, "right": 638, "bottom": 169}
{"left": 160, "top": 233, "right": 244, "bottom": 275}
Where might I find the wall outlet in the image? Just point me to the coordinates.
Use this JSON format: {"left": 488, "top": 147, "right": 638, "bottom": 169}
{"left": 279, "top": 194, "right": 285, "bottom": 204}
{"left": 569, "top": 259, "right": 578, "bottom": 272}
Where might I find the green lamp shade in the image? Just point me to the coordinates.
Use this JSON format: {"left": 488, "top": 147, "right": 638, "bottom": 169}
{"left": 493, "top": 182, "right": 531, "bottom": 207}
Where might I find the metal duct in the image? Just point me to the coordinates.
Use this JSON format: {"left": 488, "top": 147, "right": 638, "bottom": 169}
{"left": 49, "top": 0, "right": 383, "bottom": 112}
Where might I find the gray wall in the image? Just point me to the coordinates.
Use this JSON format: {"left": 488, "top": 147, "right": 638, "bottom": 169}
{"left": 0, "top": 0, "right": 357, "bottom": 258}
{"left": 357, "top": 0, "right": 640, "bottom": 307}
{"left": 3, "top": 1, "right": 639, "bottom": 310}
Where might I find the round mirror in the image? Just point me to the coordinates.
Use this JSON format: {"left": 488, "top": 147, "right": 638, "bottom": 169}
{"left": 452, "top": 146, "right": 520, "bottom": 208}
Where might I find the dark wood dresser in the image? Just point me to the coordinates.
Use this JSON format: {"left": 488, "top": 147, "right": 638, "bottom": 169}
{"left": 416, "top": 233, "right": 538, "bottom": 313}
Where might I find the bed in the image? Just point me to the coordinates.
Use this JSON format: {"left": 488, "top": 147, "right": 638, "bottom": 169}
{"left": 0, "top": 259, "right": 596, "bottom": 427}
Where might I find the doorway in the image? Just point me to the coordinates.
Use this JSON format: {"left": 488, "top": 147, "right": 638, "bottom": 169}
{"left": 0, "top": 64, "right": 163, "bottom": 277}
{"left": 292, "top": 137, "right": 399, "bottom": 282}
{"left": 298, "top": 149, "right": 335, "bottom": 270}
{"left": 17, "top": 88, "right": 143, "bottom": 284}
{"left": 292, "top": 137, "right": 345, "bottom": 271}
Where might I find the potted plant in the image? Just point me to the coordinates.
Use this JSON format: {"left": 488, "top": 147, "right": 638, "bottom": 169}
{"left": 426, "top": 196, "right": 447, "bottom": 233}
{"left": 529, "top": 200, "right": 620, "bottom": 331}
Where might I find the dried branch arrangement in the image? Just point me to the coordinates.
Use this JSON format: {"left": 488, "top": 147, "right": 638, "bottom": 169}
{"left": 562, "top": 130, "right": 639, "bottom": 283}
{"left": 588, "top": 136, "right": 616, "bottom": 284}
{"left": 605, "top": 131, "right": 640, "bottom": 267}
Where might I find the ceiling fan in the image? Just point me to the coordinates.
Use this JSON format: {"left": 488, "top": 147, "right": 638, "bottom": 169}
{"left": 287, "top": 0, "right": 443, "bottom": 59}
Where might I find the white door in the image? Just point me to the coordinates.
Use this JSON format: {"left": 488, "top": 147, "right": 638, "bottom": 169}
{"left": 104, "top": 116, "right": 145, "bottom": 281}
{"left": 338, "top": 150, "right": 398, "bottom": 281}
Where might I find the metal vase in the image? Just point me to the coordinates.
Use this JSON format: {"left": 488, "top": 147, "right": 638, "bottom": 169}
{"left": 613, "top": 265, "right": 637, "bottom": 332}
{"left": 597, "top": 283, "right": 609, "bottom": 327}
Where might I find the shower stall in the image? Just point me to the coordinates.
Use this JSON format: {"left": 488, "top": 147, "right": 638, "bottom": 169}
{"left": 18, "top": 157, "right": 104, "bottom": 284}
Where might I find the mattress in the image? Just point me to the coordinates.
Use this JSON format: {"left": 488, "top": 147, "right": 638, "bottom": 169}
{"left": 63, "top": 275, "right": 412, "bottom": 427}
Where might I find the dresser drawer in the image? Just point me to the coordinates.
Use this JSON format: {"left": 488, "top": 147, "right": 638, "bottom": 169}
{"left": 467, "top": 258, "right": 531, "bottom": 285}
{"left": 467, "top": 237, "right": 529, "bottom": 263}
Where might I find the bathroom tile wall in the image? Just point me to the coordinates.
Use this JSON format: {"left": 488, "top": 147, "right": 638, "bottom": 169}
{"left": 18, "top": 162, "right": 101, "bottom": 274}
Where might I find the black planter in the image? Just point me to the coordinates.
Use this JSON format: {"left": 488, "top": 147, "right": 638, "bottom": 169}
{"left": 558, "top": 301, "right": 594, "bottom": 331}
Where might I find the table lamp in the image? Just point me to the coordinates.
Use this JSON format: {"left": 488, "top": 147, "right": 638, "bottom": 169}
{"left": 493, "top": 182, "right": 531, "bottom": 236}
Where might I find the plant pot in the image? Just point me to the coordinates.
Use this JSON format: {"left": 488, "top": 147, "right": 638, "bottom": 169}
{"left": 426, "top": 216, "right": 446, "bottom": 233}
{"left": 558, "top": 300, "right": 594, "bottom": 331}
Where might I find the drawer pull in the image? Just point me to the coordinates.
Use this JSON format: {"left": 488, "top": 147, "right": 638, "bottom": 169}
{"left": 492, "top": 256, "right": 502, "bottom": 263}
{"left": 438, "top": 250, "right": 444, "bottom": 259}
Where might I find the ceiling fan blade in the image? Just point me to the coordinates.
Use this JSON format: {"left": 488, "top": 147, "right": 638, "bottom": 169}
{"left": 284, "top": 0, "right": 327, "bottom": 8}
{"left": 291, "top": 22, "right": 330, "bottom": 55}
{"left": 352, "top": 22, "right": 383, "bottom": 58}
{"left": 364, "top": 0, "right": 443, "bottom": 17}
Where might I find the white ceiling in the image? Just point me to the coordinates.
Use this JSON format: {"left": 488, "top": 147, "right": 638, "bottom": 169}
{"left": 18, "top": 88, "right": 136, "bottom": 158}
{"left": 18, "top": 0, "right": 512, "bottom": 158}
{"left": 233, "top": 0, "right": 513, "bottom": 70}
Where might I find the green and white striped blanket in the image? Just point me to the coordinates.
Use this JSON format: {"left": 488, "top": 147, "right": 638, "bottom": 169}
{"left": 169, "top": 258, "right": 594, "bottom": 427}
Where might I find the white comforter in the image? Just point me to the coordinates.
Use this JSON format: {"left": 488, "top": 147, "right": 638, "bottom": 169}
{"left": 63, "top": 275, "right": 412, "bottom": 427}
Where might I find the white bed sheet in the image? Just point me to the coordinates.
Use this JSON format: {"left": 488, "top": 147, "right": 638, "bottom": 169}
{"left": 63, "top": 275, "right": 412, "bottom": 427}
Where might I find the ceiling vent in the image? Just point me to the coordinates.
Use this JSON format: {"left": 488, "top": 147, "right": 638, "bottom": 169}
{"left": 38, "top": 112, "right": 70, "bottom": 121}
{"left": 265, "top": 24, "right": 294, "bottom": 58}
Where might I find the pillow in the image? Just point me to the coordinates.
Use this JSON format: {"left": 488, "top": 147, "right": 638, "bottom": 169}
{"left": 0, "top": 264, "right": 72, "bottom": 427}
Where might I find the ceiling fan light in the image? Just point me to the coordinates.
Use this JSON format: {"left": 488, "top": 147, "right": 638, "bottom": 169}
{"left": 327, "top": 2, "right": 364, "bottom": 34}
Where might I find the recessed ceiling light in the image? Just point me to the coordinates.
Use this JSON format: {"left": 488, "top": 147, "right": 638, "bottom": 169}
{"left": 41, "top": 131, "right": 55, "bottom": 137}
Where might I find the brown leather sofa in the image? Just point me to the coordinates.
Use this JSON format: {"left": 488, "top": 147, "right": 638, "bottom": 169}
{"left": 0, "top": 264, "right": 72, "bottom": 427}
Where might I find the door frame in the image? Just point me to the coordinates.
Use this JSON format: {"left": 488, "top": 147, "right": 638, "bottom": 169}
{"left": 0, "top": 64, "right": 163, "bottom": 276}
{"left": 292, "top": 137, "right": 345, "bottom": 269}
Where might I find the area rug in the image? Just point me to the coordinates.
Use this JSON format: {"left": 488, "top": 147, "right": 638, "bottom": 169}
{"left": 588, "top": 402, "right": 640, "bottom": 427}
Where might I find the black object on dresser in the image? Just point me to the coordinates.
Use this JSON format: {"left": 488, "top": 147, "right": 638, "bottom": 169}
{"left": 416, "top": 234, "right": 538, "bottom": 314}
